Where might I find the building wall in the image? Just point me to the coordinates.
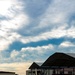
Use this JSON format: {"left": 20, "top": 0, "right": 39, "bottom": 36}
{"left": 26, "top": 69, "right": 54, "bottom": 75}
{"left": 26, "top": 69, "right": 42, "bottom": 75}
{"left": 26, "top": 68, "right": 75, "bottom": 75}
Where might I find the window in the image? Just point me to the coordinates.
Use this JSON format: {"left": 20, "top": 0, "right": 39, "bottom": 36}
{"left": 60, "top": 71, "right": 64, "bottom": 74}
{"left": 53, "top": 70, "right": 55, "bottom": 74}
{"left": 68, "top": 71, "right": 72, "bottom": 74}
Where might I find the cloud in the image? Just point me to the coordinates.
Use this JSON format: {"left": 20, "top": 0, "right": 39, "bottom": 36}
{"left": 1, "top": 13, "right": 29, "bottom": 30}
{"left": 0, "top": 0, "right": 75, "bottom": 73}
{"left": 2, "top": 0, "right": 73, "bottom": 47}
{"left": 0, "top": 0, "right": 23, "bottom": 18}
{"left": 24, "top": 0, "right": 51, "bottom": 18}
{"left": 10, "top": 50, "right": 19, "bottom": 58}
{"left": 9, "top": 44, "right": 54, "bottom": 62}
{"left": 59, "top": 41, "right": 75, "bottom": 48}
{"left": 0, "top": 32, "right": 21, "bottom": 51}
{"left": 38, "top": 0, "right": 75, "bottom": 27}
{"left": 0, "top": 0, "right": 13, "bottom": 16}
{"left": 7, "top": 40, "right": 75, "bottom": 63}
{"left": 26, "top": 0, "right": 75, "bottom": 37}
{"left": 67, "top": 26, "right": 75, "bottom": 38}
{"left": 17, "top": 25, "right": 75, "bottom": 44}
{"left": 21, "top": 44, "right": 54, "bottom": 53}
{"left": 0, "top": 0, "right": 29, "bottom": 51}
{"left": 14, "top": 0, "right": 75, "bottom": 46}
{"left": 0, "top": 0, "right": 75, "bottom": 75}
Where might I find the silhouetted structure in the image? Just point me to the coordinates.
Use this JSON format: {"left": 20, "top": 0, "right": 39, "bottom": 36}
{"left": 26, "top": 62, "right": 42, "bottom": 75}
{"left": 0, "top": 71, "right": 18, "bottom": 75}
{"left": 26, "top": 52, "right": 75, "bottom": 75}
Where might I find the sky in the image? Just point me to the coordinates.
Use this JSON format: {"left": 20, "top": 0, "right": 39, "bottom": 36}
{"left": 0, "top": 0, "right": 75, "bottom": 75}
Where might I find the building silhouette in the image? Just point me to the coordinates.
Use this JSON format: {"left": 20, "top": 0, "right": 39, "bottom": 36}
{"left": 26, "top": 52, "right": 75, "bottom": 75}
{"left": 0, "top": 71, "right": 18, "bottom": 75}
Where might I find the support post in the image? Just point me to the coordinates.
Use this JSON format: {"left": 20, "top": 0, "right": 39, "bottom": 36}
{"left": 57, "top": 69, "right": 58, "bottom": 74}
{"left": 73, "top": 67, "right": 74, "bottom": 75}
{"left": 63, "top": 68, "right": 64, "bottom": 74}
{"left": 35, "top": 69, "right": 37, "bottom": 75}
{"left": 31, "top": 69, "right": 32, "bottom": 75}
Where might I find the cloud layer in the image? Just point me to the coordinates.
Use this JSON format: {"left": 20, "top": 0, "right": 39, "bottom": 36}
{"left": 0, "top": 0, "right": 75, "bottom": 75}
{"left": 0, "top": 0, "right": 75, "bottom": 64}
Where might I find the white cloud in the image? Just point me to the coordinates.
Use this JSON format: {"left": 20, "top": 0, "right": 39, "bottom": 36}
{"left": 12, "top": 0, "right": 75, "bottom": 45}
{"left": 0, "top": 0, "right": 75, "bottom": 51}
{"left": 19, "top": 25, "right": 66, "bottom": 43}
{"left": 0, "top": 0, "right": 13, "bottom": 15}
{"left": 59, "top": 41, "right": 75, "bottom": 48}
{"left": 0, "top": 0, "right": 29, "bottom": 51}
{"left": 38, "top": 0, "right": 75, "bottom": 27}
{"left": 67, "top": 26, "right": 75, "bottom": 38}
{"left": 0, "top": 0, "right": 23, "bottom": 18}
{"left": 10, "top": 50, "right": 19, "bottom": 58}
{"left": 0, "top": 44, "right": 54, "bottom": 63}
{"left": 0, "top": 0, "right": 75, "bottom": 67}
{"left": 1, "top": 13, "right": 29, "bottom": 30}
{"left": 0, "top": 39, "right": 11, "bottom": 51}
{"left": 21, "top": 44, "right": 54, "bottom": 53}
{"left": 16, "top": 25, "right": 60, "bottom": 43}
{"left": 17, "top": 23, "right": 75, "bottom": 44}
{"left": 27, "top": 0, "right": 75, "bottom": 41}
{"left": 9, "top": 44, "right": 54, "bottom": 62}
{"left": 0, "top": 32, "right": 21, "bottom": 51}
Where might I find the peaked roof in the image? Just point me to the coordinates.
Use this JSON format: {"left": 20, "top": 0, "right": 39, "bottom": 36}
{"left": 29, "top": 62, "right": 42, "bottom": 69}
{"left": 42, "top": 52, "right": 75, "bottom": 67}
